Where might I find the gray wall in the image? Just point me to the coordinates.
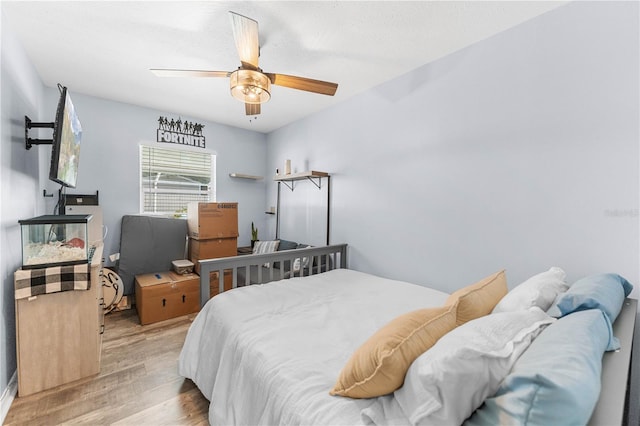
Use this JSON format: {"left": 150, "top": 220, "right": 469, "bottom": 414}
{"left": 1, "top": 0, "right": 638, "bottom": 421}
{"left": 1, "top": 11, "right": 268, "bottom": 407}
{"left": 39, "top": 90, "right": 269, "bottom": 264}
{"left": 267, "top": 1, "right": 639, "bottom": 295}
{"left": 267, "top": 2, "right": 639, "bottom": 421}
{"left": 0, "top": 12, "right": 46, "bottom": 407}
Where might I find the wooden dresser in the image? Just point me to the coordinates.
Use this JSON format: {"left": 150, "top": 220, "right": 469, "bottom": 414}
{"left": 14, "top": 245, "right": 104, "bottom": 396}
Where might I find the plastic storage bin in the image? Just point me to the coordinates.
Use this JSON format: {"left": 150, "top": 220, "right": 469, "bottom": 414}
{"left": 18, "top": 214, "right": 93, "bottom": 269}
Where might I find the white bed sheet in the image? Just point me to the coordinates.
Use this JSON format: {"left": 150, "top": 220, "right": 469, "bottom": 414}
{"left": 178, "top": 268, "right": 450, "bottom": 425}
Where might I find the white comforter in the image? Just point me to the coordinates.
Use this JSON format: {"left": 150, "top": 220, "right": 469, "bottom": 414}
{"left": 178, "top": 269, "right": 449, "bottom": 425}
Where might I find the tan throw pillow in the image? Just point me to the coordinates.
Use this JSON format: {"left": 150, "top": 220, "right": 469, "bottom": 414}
{"left": 330, "top": 303, "right": 457, "bottom": 399}
{"left": 446, "top": 270, "right": 508, "bottom": 326}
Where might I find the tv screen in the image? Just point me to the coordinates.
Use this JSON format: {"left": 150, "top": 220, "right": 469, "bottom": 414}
{"left": 49, "top": 86, "right": 82, "bottom": 188}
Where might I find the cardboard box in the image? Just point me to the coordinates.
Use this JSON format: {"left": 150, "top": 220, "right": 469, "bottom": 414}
{"left": 187, "top": 202, "right": 238, "bottom": 239}
{"left": 190, "top": 238, "right": 237, "bottom": 273}
{"left": 135, "top": 271, "right": 200, "bottom": 325}
{"left": 209, "top": 270, "right": 233, "bottom": 297}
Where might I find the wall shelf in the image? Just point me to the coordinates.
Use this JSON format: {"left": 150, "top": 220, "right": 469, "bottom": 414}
{"left": 274, "top": 171, "right": 331, "bottom": 245}
{"left": 273, "top": 170, "right": 329, "bottom": 191}
{"left": 274, "top": 170, "right": 329, "bottom": 181}
{"left": 229, "top": 173, "right": 263, "bottom": 180}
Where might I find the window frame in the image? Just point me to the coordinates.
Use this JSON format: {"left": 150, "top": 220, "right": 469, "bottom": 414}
{"left": 139, "top": 144, "right": 216, "bottom": 217}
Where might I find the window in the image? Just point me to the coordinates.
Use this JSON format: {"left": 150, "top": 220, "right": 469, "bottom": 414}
{"left": 140, "top": 145, "right": 215, "bottom": 216}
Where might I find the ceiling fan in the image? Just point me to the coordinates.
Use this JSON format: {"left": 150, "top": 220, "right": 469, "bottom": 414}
{"left": 151, "top": 11, "right": 339, "bottom": 116}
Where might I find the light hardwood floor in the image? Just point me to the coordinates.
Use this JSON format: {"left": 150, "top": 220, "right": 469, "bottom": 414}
{"left": 4, "top": 309, "right": 210, "bottom": 425}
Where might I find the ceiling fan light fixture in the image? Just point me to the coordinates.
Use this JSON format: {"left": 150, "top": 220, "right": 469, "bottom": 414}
{"left": 230, "top": 69, "right": 271, "bottom": 104}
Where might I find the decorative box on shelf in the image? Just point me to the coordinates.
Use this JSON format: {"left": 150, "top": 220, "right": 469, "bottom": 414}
{"left": 18, "top": 214, "right": 93, "bottom": 269}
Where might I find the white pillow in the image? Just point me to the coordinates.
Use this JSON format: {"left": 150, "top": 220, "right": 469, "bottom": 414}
{"left": 252, "top": 240, "right": 280, "bottom": 267}
{"left": 292, "top": 245, "right": 311, "bottom": 272}
{"left": 492, "top": 267, "right": 568, "bottom": 313}
{"left": 292, "top": 257, "right": 308, "bottom": 272}
{"left": 394, "top": 308, "right": 555, "bottom": 426}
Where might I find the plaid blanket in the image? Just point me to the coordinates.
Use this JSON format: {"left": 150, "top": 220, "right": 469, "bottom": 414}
{"left": 15, "top": 263, "right": 91, "bottom": 300}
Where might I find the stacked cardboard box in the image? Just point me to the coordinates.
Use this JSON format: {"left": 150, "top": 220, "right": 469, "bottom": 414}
{"left": 190, "top": 238, "right": 237, "bottom": 272}
{"left": 187, "top": 201, "right": 239, "bottom": 240}
{"left": 187, "top": 202, "right": 238, "bottom": 297}
{"left": 209, "top": 270, "right": 233, "bottom": 297}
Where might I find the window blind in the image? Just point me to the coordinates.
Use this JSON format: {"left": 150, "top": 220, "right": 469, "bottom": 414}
{"left": 140, "top": 145, "right": 215, "bottom": 215}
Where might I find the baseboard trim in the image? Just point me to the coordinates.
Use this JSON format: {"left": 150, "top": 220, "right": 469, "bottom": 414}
{"left": 0, "top": 371, "right": 17, "bottom": 424}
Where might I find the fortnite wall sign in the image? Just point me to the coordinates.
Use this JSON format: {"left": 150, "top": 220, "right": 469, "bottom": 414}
{"left": 157, "top": 116, "right": 206, "bottom": 148}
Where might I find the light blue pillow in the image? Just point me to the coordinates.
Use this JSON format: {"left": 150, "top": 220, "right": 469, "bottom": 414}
{"left": 464, "top": 309, "right": 612, "bottom": 426}
{"left": 551, "top": 273, "right": 633, "bottom": 326}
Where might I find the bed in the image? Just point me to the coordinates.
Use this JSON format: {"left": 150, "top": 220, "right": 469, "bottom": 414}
{"left": 180, "top": 244, "right": 637, "bottom": 425}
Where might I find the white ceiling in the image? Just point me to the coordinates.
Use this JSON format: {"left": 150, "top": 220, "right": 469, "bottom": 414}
{"left": 2, "top": 1, "right": 568, "bottom": 133}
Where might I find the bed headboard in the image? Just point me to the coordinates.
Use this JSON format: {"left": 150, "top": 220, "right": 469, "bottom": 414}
{"left": 197, "top": 243, "right": 348, "bottom": 307}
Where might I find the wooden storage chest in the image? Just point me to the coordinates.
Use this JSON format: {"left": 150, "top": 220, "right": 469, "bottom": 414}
{"left": 209, "top": 270, "right": 233, "bottom": 297}
{"left": 135, "top": 271, "right": 200, "bottom": 325}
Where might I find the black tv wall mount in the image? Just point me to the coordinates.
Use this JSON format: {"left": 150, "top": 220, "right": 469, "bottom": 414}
{"left": 24, "top": 115, "right": 54, "bottom": 150}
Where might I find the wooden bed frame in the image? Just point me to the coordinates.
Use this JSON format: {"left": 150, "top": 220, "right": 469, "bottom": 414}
{"left": 197, "top": 243, "right": 348, "bottom": 307}
{"left": 196, "top": 244, "right": 636, "bottom": 425}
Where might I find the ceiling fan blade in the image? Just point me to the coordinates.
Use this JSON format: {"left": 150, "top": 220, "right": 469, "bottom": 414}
{"left": 150, "top": 69, "right": 230, "bottom": 78}
{"left": 230, "top": 12, "right": 260, "bottom": 70}
{"left": 266, "top": 73, "right": 338, "bottom": 96}
{"left": 245, "top": 103, "right": 261, "bottom": 116}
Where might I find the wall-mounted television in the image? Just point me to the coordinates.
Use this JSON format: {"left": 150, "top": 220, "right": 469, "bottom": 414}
{"left": 49, "top": 85, "right": 82, "bottom": 188}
